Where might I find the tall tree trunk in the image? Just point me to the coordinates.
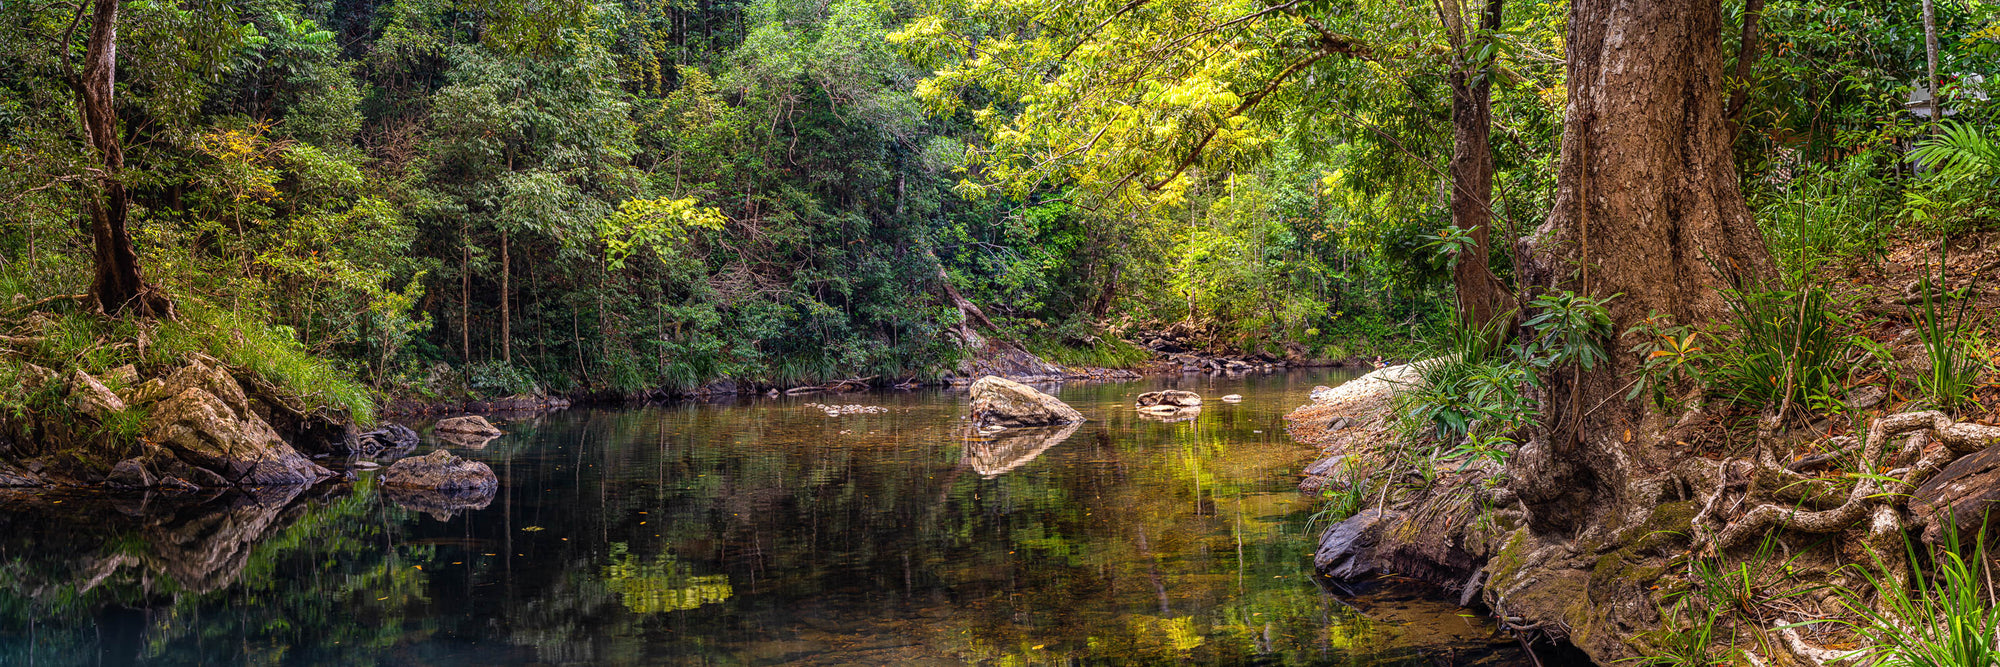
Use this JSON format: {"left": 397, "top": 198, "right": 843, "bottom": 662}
{"left": 1481, "top": 2, "right": 1775, "bottom": 660}
{"left": 1921, "top": 0, "right": 1941, "bottom": 132}
{"left": 500, "top": 227, "right": 511, "bottom": 365}
{"left": 461, "top": 239, "right": 471, "bottom": 363}
{"left": 1724, "top": 0, "right": 1764, "bottom": 139}
{"left": 74, "top": 0, "right": 165, "bottom": 317}
{"left": 1442, "top": 0, "right": 1517, "bottom": 328}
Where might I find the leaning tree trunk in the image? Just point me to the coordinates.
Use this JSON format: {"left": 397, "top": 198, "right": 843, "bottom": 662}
{"left": 1444, "top": 0, "right": 1518, "bottom": 328}
{"left": 1487, "top": 0, "right": 1774, "bottom": 659}
{"left": 75, "top": 0, "right": 166, "bottom": 317}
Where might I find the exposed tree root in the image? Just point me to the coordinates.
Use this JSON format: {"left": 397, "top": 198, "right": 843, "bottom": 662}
{"left": 1715, "top": 411, "right": 2000, "bottom": 551}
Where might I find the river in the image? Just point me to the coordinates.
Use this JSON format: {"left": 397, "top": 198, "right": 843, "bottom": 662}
{"left": 0, "top": 369, "right": 1535, "bottom": 666}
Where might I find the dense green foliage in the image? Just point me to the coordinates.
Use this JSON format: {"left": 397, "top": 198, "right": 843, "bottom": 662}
{"left": 0, "top": 0, "right": 1996, "bottom": 407}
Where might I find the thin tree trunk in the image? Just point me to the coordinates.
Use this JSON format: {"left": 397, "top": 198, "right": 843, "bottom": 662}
{"left": 1441, "top": 0, "right": 1517, "bottom": 328}
{"left": 1922, "top": 0, "right": 1941, "bottom": 133}
{"left": 461, "top": 238, "right": 471, "bottom": 363}
{"left": 501, "top": 227, "right": 511, "bottom": 365}
{"left": 1724, "top": 0, "right": 1765, "bottom": 139}
{"left": 73, "top": 0, "right": 164, "bottom": 317}
{"left": 1089, "top": 264, "right": 1121, "bottom": 319}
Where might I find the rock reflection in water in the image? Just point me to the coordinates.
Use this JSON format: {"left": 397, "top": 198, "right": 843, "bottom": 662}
{"left": 435, "top": 430, "right": 501, "bottom": 449}
{"left": 1137, "top": 404, "right": 1202, "bottom": 422}
{"left": 962, "top": 421, "right": 1080, "bottom": 478}
{"left": 382, "top": 481, "right": 495, "bottom": 520}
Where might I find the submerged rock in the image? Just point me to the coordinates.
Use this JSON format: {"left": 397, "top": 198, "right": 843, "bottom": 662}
{"left": 967, "top": 376, "right": 1085, "bottom": 428}
{"left": 435, "top": 415, "right": 503, "bottom": 437}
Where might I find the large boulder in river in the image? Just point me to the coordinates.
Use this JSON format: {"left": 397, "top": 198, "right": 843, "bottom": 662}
{"left": 137, "top": 359, "right": 332, "bottom": 486}
{"left": 967, "top": 376, "right": 1084, "bottom": 428}
{"left": 1136, "top": 390, "right": 1202, "bottom": 409}
{"left": 382, "top": 449, "right": 498, "bottom": 493}
{"left": 435, "top": 415, "right": 503, "bottom": 436}
{"left": 381, "top": 450, "right": 498, "bottom": 519}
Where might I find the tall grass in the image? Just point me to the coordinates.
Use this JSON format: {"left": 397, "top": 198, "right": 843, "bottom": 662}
{"left": 1912, "top": 247, "right": 1983, "bottom": 411}
{"left": 150, "top": 303, "right": 376, "bottom": 424}
{"left": 1712, "top": 282, "right": 1851, "bottom": 414}
{"left": 1758, "top": 155, "right": 1890, "bottom": 286}
{"left": 1028, "top": 335, "right": 1152, "bottom": 369}
{"left": 1823, "top": 526, "right": 1998, "bottom": 667}
{"left": 1393, "top": 314, "right": 1531, "bottom": 450}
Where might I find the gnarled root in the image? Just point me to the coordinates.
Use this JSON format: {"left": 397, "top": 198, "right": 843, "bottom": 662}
{"left": 1714, "top": 412, "right": 2000, "bottom": 551}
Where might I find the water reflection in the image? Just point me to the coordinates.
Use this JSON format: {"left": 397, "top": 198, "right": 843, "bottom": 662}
{"left": 0, "top": 369, "right": 1532, "bottom": 666}
{"left": 963, "top": 421, "right": 1081, "bottom": 478}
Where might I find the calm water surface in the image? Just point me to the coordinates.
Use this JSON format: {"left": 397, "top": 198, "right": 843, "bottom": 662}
{"left": 0, "top": 370, "right": 1530, "bottom": 666}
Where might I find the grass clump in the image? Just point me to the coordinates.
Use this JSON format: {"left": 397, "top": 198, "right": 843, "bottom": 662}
{"left": 1709, "top": 282, "right": 1852, "bottom": 415}
{"left": 1911, "top": 249, "right": 1986, "bottom": 411}
{"left": 1029, "top": 335, "right": 1152, "bottom": 369}
{"left": 149, "top": 303, "right": 376, "bottom": 425}
{"left": 1819, "top": 526, "right": 1998, "bottom": 667}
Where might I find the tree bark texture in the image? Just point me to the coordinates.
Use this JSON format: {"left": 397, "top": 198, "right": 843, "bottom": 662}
{"left": 1510, "top": 0, "right": 1772, "bottom": 536}
{"left": 75, "top": 0, "right": 165, "bottom": 317}
{"left": 1444, "top": 0, "right": 1517, "bottom": 328}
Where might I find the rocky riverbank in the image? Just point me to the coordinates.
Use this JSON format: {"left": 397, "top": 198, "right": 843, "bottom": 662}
{"left": 1286, "top": 361, "right": 2000, "bottom": 665}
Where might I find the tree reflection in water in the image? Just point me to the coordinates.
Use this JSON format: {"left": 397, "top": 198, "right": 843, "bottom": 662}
{"left": 0, "top": 369, "right": 1530, "bottom": 666}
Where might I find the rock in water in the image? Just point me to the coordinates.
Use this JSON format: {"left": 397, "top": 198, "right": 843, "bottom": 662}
{"left": 382, "top": 449, "right": 498, "bottom": 492}
{"left": 1136, "top": 390, "right": 1202, "bottom": 408}
{"left": 140, "top": 359, "right": 332, "bottom": 486}
{"left": 1220, "top": 394, "right": 1244, "bottom": 403}
{"left": 381, "top": 450, "right": 498, "bottom": 519}
{"left": 347, "top": 424, "right": 420, "bottom": 458}
{"left": 435, "top": 415, "right": 503, "bottom": 436}
{"left": 968, "top": 376, "right": 1084, "bottom": 428}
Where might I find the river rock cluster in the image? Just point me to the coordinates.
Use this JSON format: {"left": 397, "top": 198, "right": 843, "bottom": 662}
{"left": 83, "top": 357, "right": 334, "bottom": 489}
{"left": 804, "top": 403, "right": 889, "bottom": 416}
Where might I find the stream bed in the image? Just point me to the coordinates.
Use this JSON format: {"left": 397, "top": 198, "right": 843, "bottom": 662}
{"left": 0, "top": 369, "right": 1536, "bottom": 666}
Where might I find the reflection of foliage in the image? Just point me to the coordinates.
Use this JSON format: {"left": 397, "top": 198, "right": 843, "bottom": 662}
{"left": 602, "top": 543, "right": 731, "bottom": 614}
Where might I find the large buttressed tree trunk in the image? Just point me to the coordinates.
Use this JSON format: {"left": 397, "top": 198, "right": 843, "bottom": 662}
{"left": 1510, "top": 0, "right": 1772, "bottom": 534}
{"left": 1485, "top": 0, "right": 1771, "bottom": 658}
{"left": 75, "top": 0, "right": 167, "bottom": 318}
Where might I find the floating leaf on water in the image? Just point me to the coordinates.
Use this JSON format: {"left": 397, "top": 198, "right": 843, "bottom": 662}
{"left": 522, "top": 526, "right": 544, "bottom": 532}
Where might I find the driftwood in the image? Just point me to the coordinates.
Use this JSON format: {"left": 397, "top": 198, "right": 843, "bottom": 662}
{"left": 785, "top": 376, "right": 878, "bottom": 395}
